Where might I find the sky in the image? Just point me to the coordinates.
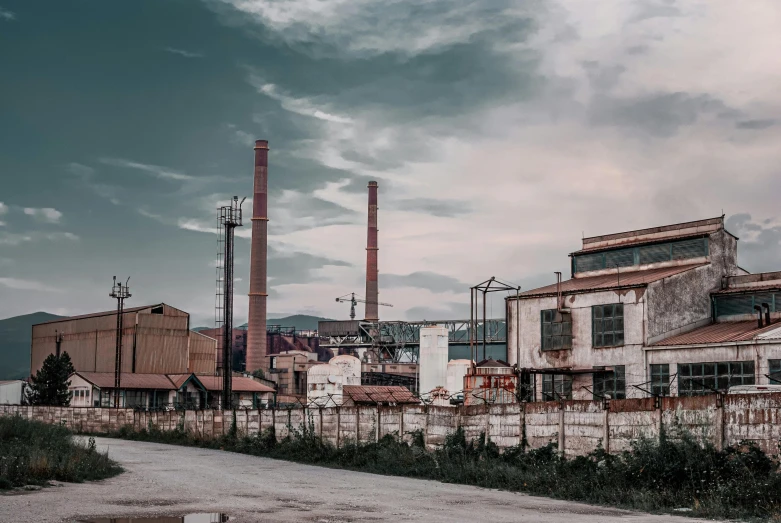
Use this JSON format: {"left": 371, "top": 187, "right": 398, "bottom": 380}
{"left": 1, "top": 0, "right": 780, "bottom": 327}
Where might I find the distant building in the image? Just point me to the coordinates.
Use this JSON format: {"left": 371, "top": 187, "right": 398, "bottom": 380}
{"left": 507, "top": 216, "right": 781, "bottom": 400}
{"left": 31, "top": 303, "right": 217, "bottom": 377}
{"left": 0, "top": 380, "right": 27, "bottom": 405}
{"left": 68, "top": 372, "right": 274, "bottom": 409}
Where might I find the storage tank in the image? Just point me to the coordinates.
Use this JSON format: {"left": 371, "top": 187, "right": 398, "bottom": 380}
{"left": 306, "top": 364, "right": 343, "bottom": 407}
{"left": 419, "top": 325, "right": 449, "bottom": 395}
{"left": 329, "top": 354, "right": 361, "bottom": 386}
{"left": 446, "top": 359, "right": 471, "bottom": 396}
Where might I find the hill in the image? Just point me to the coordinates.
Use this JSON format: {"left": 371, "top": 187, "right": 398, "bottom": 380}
{"left": 0, "top": 312, "right": 65, "bottom": 379}
{"left": 193, "top": 314, "right": 334, "bottom": 333}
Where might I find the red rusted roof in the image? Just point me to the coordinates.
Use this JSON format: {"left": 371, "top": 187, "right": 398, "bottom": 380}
{"left": 196, "top": 375, "right": 275, "bottom": 393}
{"left": 167, "top": 374, "right": 195, "bottom": 388}
{"left": 518, "top": 263, "right": 707, "bottom": 298}
{"left": 342, "top": 385, "right": 419, "bottom": 405}
{"left": 73, "top": 372, "right": 176, "bottom": 390}
{"left": 653, "top": 321, "right": 781, "bottom": 346}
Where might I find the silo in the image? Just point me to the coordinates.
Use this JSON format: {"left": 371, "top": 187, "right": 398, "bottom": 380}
{"left": 419, "top": 325, "right": 449, "bottom": 395}
{"left": 306, "top": 364, "right": 343, "bottom": 407}
{"left": 446, "top": 359, "right": 472, "bottom": 395}
{"left": 329, "top": 354, "right": 362, "bottom": 386}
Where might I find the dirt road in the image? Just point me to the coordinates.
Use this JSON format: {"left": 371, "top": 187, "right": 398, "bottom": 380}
{"left": 1, "top": 438, "right": 710, "bottom": 523}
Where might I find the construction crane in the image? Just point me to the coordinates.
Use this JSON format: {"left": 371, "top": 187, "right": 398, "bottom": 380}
{"left": 336, "top": 292, "right": 393, "bottom": 320}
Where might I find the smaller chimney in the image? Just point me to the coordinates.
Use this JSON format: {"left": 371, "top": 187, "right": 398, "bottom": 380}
{"left": 754, "top": 305, "right": 764, "bottom": 329}
{"left": 762, "top": 303, "right": 772, "bottom": 327}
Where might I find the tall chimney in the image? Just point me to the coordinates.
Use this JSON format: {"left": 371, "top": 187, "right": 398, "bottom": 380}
{"left": 246, "top": 140, "right": 268, "bottom": 372}
{"left": 364, "top": 181, "right": 379, "bottom": 322}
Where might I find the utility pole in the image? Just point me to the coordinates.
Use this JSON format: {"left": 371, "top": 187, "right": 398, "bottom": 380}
{"left": 110, "top": 276, "right": 131, "bottom": 408}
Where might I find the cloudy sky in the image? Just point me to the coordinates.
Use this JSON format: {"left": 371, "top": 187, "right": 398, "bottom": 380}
{"left": 1, "top": 0, "right": 780, "bottom": 326}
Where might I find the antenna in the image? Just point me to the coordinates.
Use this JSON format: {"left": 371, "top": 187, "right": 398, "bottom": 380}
{"left": 109, "top": 275, "right": 131, "bottom": 408}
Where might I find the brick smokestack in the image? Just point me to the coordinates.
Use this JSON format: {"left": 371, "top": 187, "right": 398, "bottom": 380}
{"left": 246, "top": 140, "right": 268, "bottom": 372}
{"left": 364, "top": 181, "right": 379, "bottom": 322}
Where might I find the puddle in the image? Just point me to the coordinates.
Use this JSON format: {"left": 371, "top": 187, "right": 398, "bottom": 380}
{"left": 79, "top": 514, "right": 230, "bottom": 523}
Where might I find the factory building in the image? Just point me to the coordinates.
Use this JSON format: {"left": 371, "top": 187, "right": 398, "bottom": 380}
{"left": 31, "top": 303, "right": 217, "bottom": 376}
{"left": 507, "top": 216, "right": 781, "bottom": 400}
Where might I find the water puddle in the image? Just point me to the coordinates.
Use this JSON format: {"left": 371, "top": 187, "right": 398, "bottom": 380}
{"left": 79, "top": 514, "right": 229, "bottom": 523}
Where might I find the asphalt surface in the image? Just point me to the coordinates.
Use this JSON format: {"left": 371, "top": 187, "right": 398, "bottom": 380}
{"left": 0, "top": 437, "right": 713, "bottom": 523}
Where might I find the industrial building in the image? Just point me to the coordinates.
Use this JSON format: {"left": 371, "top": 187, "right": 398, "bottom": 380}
{"left": 506, "top": 216, "right": 781, "bottom": 401}
{"left": 31, "top": 303, "right": 217, "bottom": 376}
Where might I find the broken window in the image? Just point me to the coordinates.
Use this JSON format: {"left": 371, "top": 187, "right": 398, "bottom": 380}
{"left": 677, "top": 361, "right": 754, "bottom": 396}
{"left": 650, "top": 364, "right": 670, "bottom": 396}
{"left": 541, "top": 309, "right": 573, "bottom": 351}
{"left": 593, "top": 365, "right": 626, "bottom": 399}
{"left": 769, "top": 360, "right": 781, "bottom": 384}
{"left": 542, "top": 374, "right": 572, "bottom": 401}
{"left": 592, "top": 303, "right": 624, "bottom": 347}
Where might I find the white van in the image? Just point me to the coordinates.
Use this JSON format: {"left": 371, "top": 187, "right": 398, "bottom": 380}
{"left": 727, "top": 384, "right": 781, "bottom": 395}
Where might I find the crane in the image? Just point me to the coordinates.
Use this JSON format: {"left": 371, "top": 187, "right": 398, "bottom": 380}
{"left": 335, "top": 292, "right": 393, "bottom": 320}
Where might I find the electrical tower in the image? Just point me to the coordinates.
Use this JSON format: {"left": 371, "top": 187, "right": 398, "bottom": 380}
{"left": 215, "top": 196, "right": 245, "bottom": 410}
{"left": 109, "top": 276, "right": 131, "bottom": 408}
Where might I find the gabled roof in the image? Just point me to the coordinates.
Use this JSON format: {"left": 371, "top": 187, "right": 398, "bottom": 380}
{"left": 167, "top": 373, "right": 206, "bottom": 390}
{"left": 195, "top": 375, "right": 274, "bottom": 393}
{"left": 517, "top": 263, "right": 707, "bottom": 298}
{"left": 73, "top": 372, "right": 176, "bottom": 390}
{"left": 34, "top": 303, "right": 184, "bottom": 325}
{"left": 652, "top": 320, "right": 781, "bottom": 347}
{"left": 342, "top": 385, "right": 418, "bottom": 405}
{"left": 476, "top": 358, "right": 511, "bottom": 368}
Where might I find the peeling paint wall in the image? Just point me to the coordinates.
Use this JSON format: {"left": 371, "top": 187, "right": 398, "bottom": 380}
{"left": 9, "top": 392, "right": 781, "bottom": 456}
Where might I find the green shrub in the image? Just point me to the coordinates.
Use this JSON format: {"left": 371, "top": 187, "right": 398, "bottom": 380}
{"left": 0, "top": 415, "right": 122, "bottom": 489}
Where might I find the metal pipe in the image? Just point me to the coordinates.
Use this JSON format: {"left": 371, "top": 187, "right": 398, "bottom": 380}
{"left": 755, "top": 305, "right": 764, "bottom": 329}
{"left": 365, "top": 181, "right": 379, "bottom": 322}
{"left": 247, "top": 140, "right": 269, "bottom": 372}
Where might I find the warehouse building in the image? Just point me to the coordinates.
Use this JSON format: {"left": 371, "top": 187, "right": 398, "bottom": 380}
{"left": 31, "top": 303, "right": 217, "bottom": 376}
{"left": 507, "top": 216, "right": 781, "bottom": 400}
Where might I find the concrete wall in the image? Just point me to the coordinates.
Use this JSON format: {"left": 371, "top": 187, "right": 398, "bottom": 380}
{"left": 6, "top": 393, "right": 781, "bottom": 457}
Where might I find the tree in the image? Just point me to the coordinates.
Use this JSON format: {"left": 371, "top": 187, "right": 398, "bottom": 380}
{"left": 28, "top": 352, "right": 75, "bottom": 406}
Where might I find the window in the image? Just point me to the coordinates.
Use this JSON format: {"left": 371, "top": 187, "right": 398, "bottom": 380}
{"left": 542, "top": 374, "right": 572, "bottom": 401}
{"left": 769, "top": 360, "right": 781, "bottom": 384}
{"left": 573, "top": 237, "right": 708, "bottom": 274}
{"left": 650, "top": 364, "right": 670, "bottom": 396}
{"left": 678, "top": 361, "right": 754, "bottom": 396}
{"left": 541, "top": 309, "right": 573, "bottom": 351}
{"left": 593, "top": 366, "right": 626, "bottom": 399}
{"left": 715, "top": 293, "right": 778, "bottom": 318}
{"left": 592, "top": 304, "right": 624, "bottom": 347}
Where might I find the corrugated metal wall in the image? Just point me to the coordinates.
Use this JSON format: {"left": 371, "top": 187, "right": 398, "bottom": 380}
{"left": 30, "top": 305, "right": 195, "bottom": 376}
{"left": 188, "top": 332, "right": 217, "bottom": 374}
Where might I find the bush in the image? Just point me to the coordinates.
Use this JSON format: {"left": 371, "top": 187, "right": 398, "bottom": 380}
{"left": 0, "top": 416, "right": 122, "bottom": 489}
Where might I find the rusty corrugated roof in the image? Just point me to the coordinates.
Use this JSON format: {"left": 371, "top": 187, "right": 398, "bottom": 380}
{"left": 196, "top": 375, "right": 274, "bottom": 393}
{"left": 342, "top": 385, "right": 418, "bottom": 405}
{"left": 580, "top": 217, "right": 724, "bottom": 250}
{"left": 518, "top": 263, "right": 707, "bottom": 298}
{"left": 74, "top": 372, "right": 176, "bottom": 389}
{"left": 652, "top": 321, "right": 781, "bottom": 346}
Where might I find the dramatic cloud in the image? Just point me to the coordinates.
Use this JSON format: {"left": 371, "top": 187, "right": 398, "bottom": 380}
{"left": 0, "top": 7, "right": 14, "bottom": 20}
{"left": 23, "top": 207, "right": 62, "bottom": 223}
{"left": 0, "top": 277, "right": 61, "bottom": 292}
{"left": 726, "top": 214, "right": 781, "bottom": 273}
{"left": 99, "top": 158, "right": 194, "bottom": 181}
{"left": 251, "top": 79, "right": 353, "bottom": 124}
{"left": 381, "top": 271, "right": 466, "bottom": 294}
{"left": 164, "top": 47, "right": 204, "bottom": 58}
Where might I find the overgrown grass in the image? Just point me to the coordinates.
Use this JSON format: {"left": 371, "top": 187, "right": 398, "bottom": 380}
{"left": 0, "top": 415, "right": 122, "bottom": 490}
{"left": 110, "top": 415, "right": 781, "bottom": 521}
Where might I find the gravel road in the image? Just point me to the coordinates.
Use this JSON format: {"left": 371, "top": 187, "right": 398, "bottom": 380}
{"left": 0, "top": 437, "right": 712, "bottom": 523}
